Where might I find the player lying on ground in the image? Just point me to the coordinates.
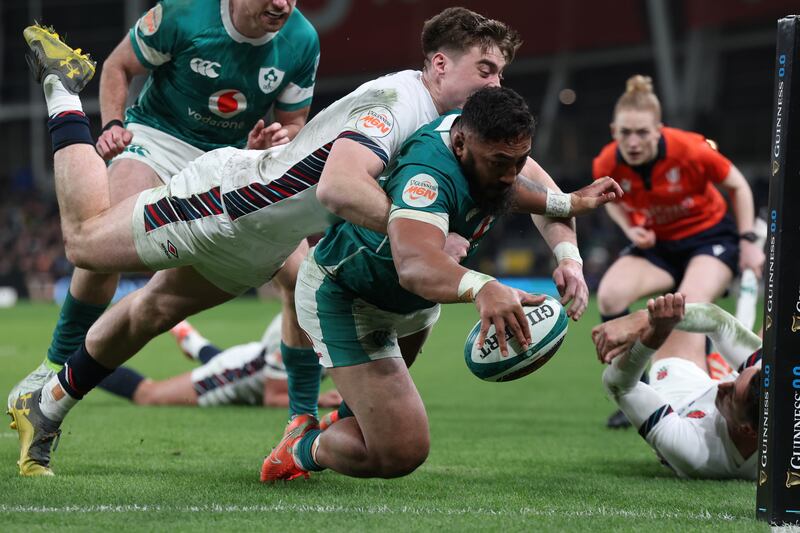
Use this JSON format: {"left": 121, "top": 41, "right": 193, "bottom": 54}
{"left": 261, "top": 86, "right": 622, "bottom": 482}
{"left": 9, "top": 19, "right": 620, "bottom": 476}
{"left": 593, "top": 293, "right": 762, "bottom": 479}
{"left": 8, "top": 0, "right": 319, "bottom": 411}
{"left": 593, "top": 75, "right": 765, "bottom": 429}
{"left": 98, "top": 315, "right": 341, "bottom": 408}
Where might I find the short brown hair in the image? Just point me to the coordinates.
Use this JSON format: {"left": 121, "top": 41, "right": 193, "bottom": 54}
{"left": 421, "top": 7, "right": 522, "bottom": 66}
{"left": 613, "top": 75, "right": 662, "bottom": 122}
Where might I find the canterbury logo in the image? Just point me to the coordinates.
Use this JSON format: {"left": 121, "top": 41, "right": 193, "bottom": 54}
{"left": 190, "top": 58, "right": 220, "bottom": 78}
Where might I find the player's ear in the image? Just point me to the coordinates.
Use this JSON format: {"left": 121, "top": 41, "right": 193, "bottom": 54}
{"left": 452, "top": 129, "right": 465, "bottom": 156}
{"left": 429, "top": 51, "right": 448, "bottom": 75}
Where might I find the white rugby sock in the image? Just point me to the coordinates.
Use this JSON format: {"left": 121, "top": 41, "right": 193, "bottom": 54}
{"left": 43, "top": 74, "right": 83, "bottom": 117}
{"left": 38, "top": 375, "right": 79, "bottom": 422}
{"left": 181, "top": 331, "right": 211, "bottom": 361}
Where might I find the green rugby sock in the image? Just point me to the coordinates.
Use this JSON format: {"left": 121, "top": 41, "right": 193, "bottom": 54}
{"left": 293, "top": 429, "right": 324, "bottom": 472}
{"left": 282, "top": 342, "right": 322, "bottom": 418}
{"left": 46, "top": 290, "right": 108, "bottom": 367}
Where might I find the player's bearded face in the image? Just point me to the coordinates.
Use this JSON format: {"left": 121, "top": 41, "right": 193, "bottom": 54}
{"left": 611, "top": 109, "right": 662, "bottom": 166}
{"left": 460, "top": 133, "right": 530, "bottom": 216}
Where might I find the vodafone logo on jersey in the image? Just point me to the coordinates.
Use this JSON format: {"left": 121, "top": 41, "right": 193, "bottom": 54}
{"left": 402, "top": 174, "right": 438, "bottom": 208}
{"left": 355, "top": 106, "right": 394, "bottom": 138}
{"left": 208, "top": 89, "right": 247, "bottom": 119}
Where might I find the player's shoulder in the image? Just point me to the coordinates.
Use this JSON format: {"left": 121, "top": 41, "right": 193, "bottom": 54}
{"left": 281, "top": 8, "right": 319, "bottom": 42}
{"left": 593, "top": 140, "right": 619, "bottom": 176}
{"left": 156, "top": 0, "right": 219, "bottom": 34}
{"left": 662, "top": 127, "right": 715, "bottom": 159}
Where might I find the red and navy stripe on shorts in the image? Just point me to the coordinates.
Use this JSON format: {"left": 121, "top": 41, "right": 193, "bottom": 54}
{"left": 143, "top": 131, "right": 389, "bottom": 231}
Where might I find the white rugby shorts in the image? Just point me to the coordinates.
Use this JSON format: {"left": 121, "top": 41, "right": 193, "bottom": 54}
{"left": 191, "top": 342, "right": 286, "bottom": 407}
{"left": 112, "top": 123, "right": 205, "bottom": 183}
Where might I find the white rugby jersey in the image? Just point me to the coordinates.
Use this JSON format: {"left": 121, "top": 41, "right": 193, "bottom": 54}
{"left": 186, "top": 70, "right": 439, "bottom": 289}
{"left": 632, "top": 352, "right": 762, "bottom": 480}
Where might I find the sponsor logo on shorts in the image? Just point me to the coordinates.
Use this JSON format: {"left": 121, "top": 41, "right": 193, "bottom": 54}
{"left": 355, "top": 107, "right": 394, "bottom": 138}
{"left": 402, "top": 174, "right": 438, "bottom": 207}
{"left": 656, "top": 367, "right": 668, "bottom": 380}
{"left": 124, "top": 144, "right": 150, "bottom": 158}
{"left": 190, "top": 58, "right": 221, "bottom": 79}
{"left": 258, "top": 67, "right": 285, "bottom": 94}
{"left": 208, "top": 89, "right": 247, "bottom": 119}
{"left": 138, "top": 4, "right": 162, "bottom": 36}
{"left": 712, "top": 244, "right": 725, "bottom": 257}
{"left": 161, "top": 240, "right": 179, "bottom": 259}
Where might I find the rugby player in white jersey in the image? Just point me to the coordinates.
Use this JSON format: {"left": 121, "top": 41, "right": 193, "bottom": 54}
{"left": 593, "top": 293, "right": 762, "bottom": 479}
{"left": 10, "top": 10, "right": 621, "bottom": 476}
{"left": 8, "top": 0, "right": 319, "bottom": 414}
{"left": 97, "top": 314, "right": 341, "bottom": 409}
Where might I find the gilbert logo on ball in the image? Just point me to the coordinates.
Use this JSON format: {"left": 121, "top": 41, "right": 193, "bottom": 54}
{"left": 464, "top": 295, "right": 568, "bottom": 382}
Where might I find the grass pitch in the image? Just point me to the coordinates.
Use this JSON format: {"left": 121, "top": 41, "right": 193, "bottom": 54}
{"left": 0, "top": 298, "right": 767, "bottom": 532}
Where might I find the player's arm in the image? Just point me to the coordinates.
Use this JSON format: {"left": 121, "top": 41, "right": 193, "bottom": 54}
{"left": 518, "top": 159, "right": 589, "bottom": 320}
{"left": 316, "top": 139, "right": 391, "bottom": 233}
{"left": 674, "top": 303, "right": 762, "bottom": 370}
{"left": 719, "top": 165, "right": 765, "bottom": 276}
{"left": 96, "top": 36, "right": 149, "bottom": 159}
{"left": 389, "top": 218, "right": 543, "bottom": 356}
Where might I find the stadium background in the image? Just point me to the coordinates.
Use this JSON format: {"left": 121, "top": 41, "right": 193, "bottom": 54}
{"left": 0, "top": 0, "right": 791, "bottom": 304}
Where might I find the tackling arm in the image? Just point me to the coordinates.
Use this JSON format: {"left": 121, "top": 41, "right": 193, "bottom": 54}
{"left": 316, "top": 139, "right": 391, "bottom": 233}
{"left": 674, "top": 303, "right": 762, "bottom": 369}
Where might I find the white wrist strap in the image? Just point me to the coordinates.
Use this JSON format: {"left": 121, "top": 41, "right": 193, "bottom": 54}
{"left": 553, "top": 242, "right": 583, "bottom": 265}
{"left": 457, "top": 270, "right": 495, "bottom": 302}
{"left": 545, "top": 190, "right": 571, "bottom": 218}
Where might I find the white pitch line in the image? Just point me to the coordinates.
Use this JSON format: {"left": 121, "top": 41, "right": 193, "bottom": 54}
{"left": 0, "top": 504, "right": 750, "bottom": 521}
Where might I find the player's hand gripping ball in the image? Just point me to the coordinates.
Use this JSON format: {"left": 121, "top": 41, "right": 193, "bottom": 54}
{"left": 464, "top": 295, "right": 568, "bottom": 382}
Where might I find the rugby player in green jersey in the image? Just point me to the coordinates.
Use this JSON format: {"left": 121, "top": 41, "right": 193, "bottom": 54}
{"left": 8, "top": 0, "right": 320, "bottom": 413}
{"left": 10, "top": 12, "right": 619, "bottom": 477}
{"left": 262, "top": 86, "right": 623, "bottom": 481}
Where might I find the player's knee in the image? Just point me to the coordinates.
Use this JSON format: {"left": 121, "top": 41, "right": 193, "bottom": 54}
{"left": 375, "top": 435, "right": 430, "bottom": 478}
{"left": 596, "top": 278, "right": 628, "bottom": 315}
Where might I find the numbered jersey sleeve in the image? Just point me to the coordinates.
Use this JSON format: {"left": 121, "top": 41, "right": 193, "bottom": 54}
{"left": 129, "top": 1, "right": 183, "bottom": 69}
{"left": 385, "top": 164, "right": 458, "bottom": 237}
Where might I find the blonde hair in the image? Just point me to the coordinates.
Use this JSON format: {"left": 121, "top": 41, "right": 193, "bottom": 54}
{"left": 613, "top": 75, "right": 662, "bottom": 122}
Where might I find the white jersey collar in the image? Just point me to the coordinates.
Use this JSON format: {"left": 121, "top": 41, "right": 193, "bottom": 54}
{"left": 221, "top": 0, "right": 277, "bottom": 46}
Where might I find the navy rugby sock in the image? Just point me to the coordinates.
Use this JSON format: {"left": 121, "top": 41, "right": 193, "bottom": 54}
{"left": 282, "top": 342, "right": 322, "bottom": 419}
{"left": 198, "top": 344, "right": 222, "bottom": 365}
{"left": 600, "top": 308, "right": 630, "bottom": 323}
{"left": 98, "top": 367, "right": 146, "bottom": 401}
{"left": 57, "top": 343, "right": 115, "bottom": 400}
{"left": 47, "top": 111, "right": 93, "bottom": 153}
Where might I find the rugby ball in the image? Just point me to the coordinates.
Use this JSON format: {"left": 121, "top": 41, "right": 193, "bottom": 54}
{"left": 464, "top": 295, "right": 568, "bottom": 382}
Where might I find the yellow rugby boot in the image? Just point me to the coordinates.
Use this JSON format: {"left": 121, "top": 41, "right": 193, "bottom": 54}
{"left": 9, "top": 389, "right": 62, "bottom": 476}
{"left": 23, "top": 23, "right": 96, "bottom": 93}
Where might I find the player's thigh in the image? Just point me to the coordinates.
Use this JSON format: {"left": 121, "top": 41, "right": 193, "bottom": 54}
{"left": 70, "top": 194, "right": 146, "bottom": 272}
{"left": 274, "top": 240, "right": 312, "bottom": 347}
{"left": 134, "top": 374, "right": 198, "bottom": 406}
{"left": 328, "top": 358, "right": 429, "bottom": 458}
{"left": 107, "top": 159, "right": 163, "bottom": 204}
{"left": 676, "top": 255, "right": 734, "bottom": 302}
{"left": 597, "top": 255, "right": 674, "bottom": 313}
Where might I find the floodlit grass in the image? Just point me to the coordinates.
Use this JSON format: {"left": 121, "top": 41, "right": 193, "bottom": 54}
{"left": 0, "top": 298, "right": 767, "bottom": 532}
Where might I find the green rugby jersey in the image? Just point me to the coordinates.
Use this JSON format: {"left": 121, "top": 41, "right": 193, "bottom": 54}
{"left": 313, "top": 111, "right": 498, "bottom": 314}
{"left": 126, "top": 0, "right": 319, "bottom": 151}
